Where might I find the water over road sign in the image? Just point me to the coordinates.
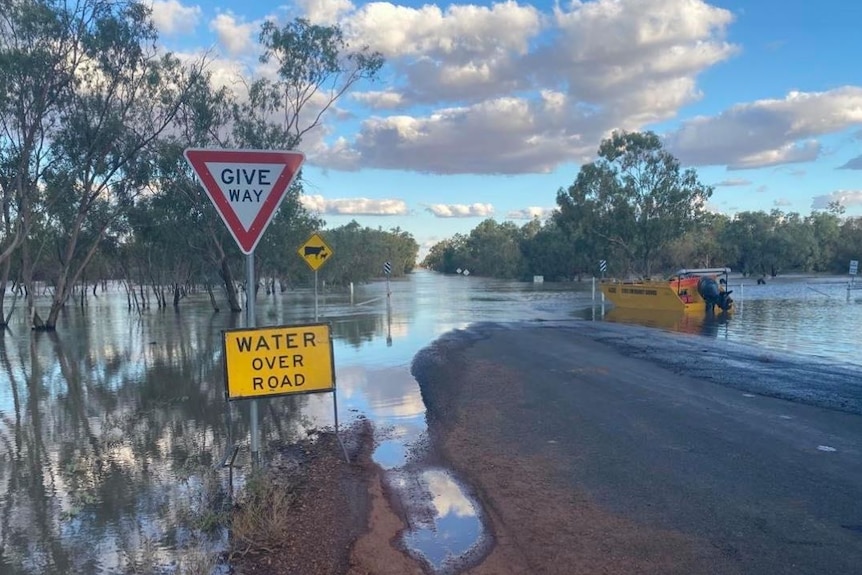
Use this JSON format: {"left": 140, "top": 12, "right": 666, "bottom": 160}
{"left": 184, "top": 149, "right": 305, "bottom": 254}
{"left": 298, "top": 232, "right": 334, "bottom": 271}
{"left": 222, "top": 323, "right": 334, "bottom": 400}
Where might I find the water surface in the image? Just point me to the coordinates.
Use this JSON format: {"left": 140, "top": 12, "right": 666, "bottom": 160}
{"left": 1, "top": 271, "right": 860, "bottom": 574}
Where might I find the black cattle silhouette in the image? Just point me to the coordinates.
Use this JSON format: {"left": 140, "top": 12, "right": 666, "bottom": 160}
{"left": 304, "top": 245, "right": 328, "bottom": 259}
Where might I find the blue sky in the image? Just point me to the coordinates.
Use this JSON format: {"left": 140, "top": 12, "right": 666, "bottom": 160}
{"left": 150, "top": 0, "right": 862, "bottom": 253}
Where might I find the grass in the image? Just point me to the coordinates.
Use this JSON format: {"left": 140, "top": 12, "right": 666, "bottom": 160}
{"left": 229, "top": 469, "right": 303, "bottom": 557}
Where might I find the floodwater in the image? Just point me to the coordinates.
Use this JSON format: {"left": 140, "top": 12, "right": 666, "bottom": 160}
{"left": 596, "top": 275, "right": 862, "bottom": 367}
{"left": 1, "top": 270, "right": 861, "bottom": 574}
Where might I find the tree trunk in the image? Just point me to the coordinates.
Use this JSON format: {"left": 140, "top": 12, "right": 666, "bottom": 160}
{"left": 0, "top": 257, "right": 10, "bottom": 327}
{"left": 220, "top": 257, "right": 242, "bottom": 313}
{"left": 206, "top": 283, "right": 220, "bottom": 312}
{"left": 41, "top": 298, "right": 64, "bottom": 331}
{"left": 173, "top": 284, "right": 181, "bottom": 308}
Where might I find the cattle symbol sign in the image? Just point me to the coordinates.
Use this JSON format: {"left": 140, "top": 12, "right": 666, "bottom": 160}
{"left": 298, "top": 232, "right": 333, "bottom": 271}
{"left": 184, "top": 149, "right": 305, "bottom": 254}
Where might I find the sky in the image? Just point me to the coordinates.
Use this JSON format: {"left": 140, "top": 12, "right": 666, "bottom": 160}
{"left": 149, "top": 0, "right": 862, "bottom": 255}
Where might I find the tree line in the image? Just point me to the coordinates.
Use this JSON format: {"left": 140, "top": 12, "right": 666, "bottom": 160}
{"left": 0, "top": 0, "right": 418, "bottom": 331}
{"left": 424, "top": 132, "right": 862, "bottom": 281}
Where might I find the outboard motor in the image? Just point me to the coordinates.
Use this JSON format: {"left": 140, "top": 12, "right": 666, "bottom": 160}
{"left": 697, "top": 276, "right": 733, "bottom": 312}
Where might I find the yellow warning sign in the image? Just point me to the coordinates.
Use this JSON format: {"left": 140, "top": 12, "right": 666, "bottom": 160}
{"left": 222, "top": 323, "right": 334, "bottom": 400}
{"left": 298, "top": 232, "right": 333, "bottom": 271}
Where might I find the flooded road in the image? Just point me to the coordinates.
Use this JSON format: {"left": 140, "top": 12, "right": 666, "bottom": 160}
{"left": 1, "top": 270, "right": 861, "bottom": 573}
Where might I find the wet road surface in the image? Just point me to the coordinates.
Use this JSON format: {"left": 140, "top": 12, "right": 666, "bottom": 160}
{"left": 413, "top": 320, "right": 862, "bottom": 574}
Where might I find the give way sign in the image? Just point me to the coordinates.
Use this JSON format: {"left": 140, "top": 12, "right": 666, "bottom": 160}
{"left": 184, "top": 149, "right": 305, "bottom": 254}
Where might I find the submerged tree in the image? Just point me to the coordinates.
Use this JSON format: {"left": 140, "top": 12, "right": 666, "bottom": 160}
{"left": 22, "top": 1, "right": 204, "bottom": 330}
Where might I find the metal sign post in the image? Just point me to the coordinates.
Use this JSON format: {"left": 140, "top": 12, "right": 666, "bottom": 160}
{"left": 314, "top": 269, "right": 319, "bottom": 321}
{"left": 246, "top": 253, "right": 259, "bottom": 466}
{"left": 384, "top": 260, "right": 392, "bottom": 299}
{"left": 185, "top": 148, "right": 306, "bottom": 470}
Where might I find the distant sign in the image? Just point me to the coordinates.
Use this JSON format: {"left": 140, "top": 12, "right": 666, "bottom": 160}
{"left": 222, "top": 323, "right": 334, "bottom": 400}
{"left": 298, "top": 232, "right": 333, "bottom": 271}
{"left": 851, "top": 260, "right": 859, "bottom": 276}
{"left": 599, "top": 259, "right": 608, "bottom": 273}
{"left": 184, "top": 149, "right": 305, "bottom": 254}
{"left": 383, "top": 261, "right": 392, "bottom": 275}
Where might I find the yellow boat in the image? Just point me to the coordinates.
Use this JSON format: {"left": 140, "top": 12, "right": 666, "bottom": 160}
{"left": 599, "top": 268, "right": 734, "bottom": 313}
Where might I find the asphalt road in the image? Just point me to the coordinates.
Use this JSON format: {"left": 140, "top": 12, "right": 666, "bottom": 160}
{"left": 413, "top": 321, "right": 862, "bottom": 574}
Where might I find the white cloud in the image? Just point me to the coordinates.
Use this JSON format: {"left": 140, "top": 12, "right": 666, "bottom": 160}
{"left": 507, "top": 206, "right": 554, "bottom": 220}
{"left": 301, "top": 194, "right": 408, "bottom": 215}
{"left": 714, "top": 178, "right": 752, "bottom": 187}
{"left": 665, "top": 87, "right": 862, "bottom": 169}
{"left": 209, "top": 13, "right": 258, "bottom": 56}
{"left": 313, "top": 0, "right": 738, "bottom": 174}
{"left": 811, "top": 190, "right": 862, "bottom": 210}
{"left": 352, "top": 91, "right": 405, "bottom": 110}
{"left": 295, "top": 0, "right": 355, "bottom": 25}
{"left": 425, "top": 203, "right": 494, "bottom": 218}
{"left": 345, "top": 1, "right": 541, "bottom": 59}
{"left": 544, "top": 0, "right": 736, "bottom": 122}
{"left": 424, "top": 470, "right": 476, "bottom": 518}
{"left": 773, "top": 198, "right": 792, "bottom": 207}
{"left": 315, "top": 96, "right": 593, "bottom": 174}
{"left": 150, "top": 0, "right": 201, "bottom": 35}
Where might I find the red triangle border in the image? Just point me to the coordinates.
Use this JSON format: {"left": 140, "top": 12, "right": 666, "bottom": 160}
{"left": 184, "top": 149, "right": 306, "bottom": 254}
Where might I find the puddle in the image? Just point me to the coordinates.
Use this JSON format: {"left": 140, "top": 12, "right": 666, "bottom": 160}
{"left": 330, "top": 362, "right": 489, "bottom": 572}
{"left": 391, "top": 468, "right": 488, "bottom": 574}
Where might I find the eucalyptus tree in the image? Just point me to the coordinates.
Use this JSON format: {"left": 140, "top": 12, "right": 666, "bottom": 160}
{"left": 147, "top": 17, "right": 384, "bottom": 312}
{"left": 719, "top": 211, "right": 776, "bottom": 276}
{"left": 836, "top": 217, "right": 862, "bottom": 270}
{"left": 14, "top": 0, "right": 205, "bottom": 330}
{"left": 254, "top": 180, "right": 323, "bottom": 292}
{"left": 661, "top": 211, "right": 733, "bottom": 271}
{"left": 463, "top": 219, "right": 526, "bottom": 278}
{"left": 257, "top": 17, "right": 384, "bottom": 148}
{"left": 521, "top": 219, "right": 579, "bottom": 281}
{"left": 806, "top": 211, "right": 842, "bottom": 271}
{"left": 0, "top": 0, "right": 90, "bottom": 324}
{"left": 422, "top": 233, "right": 468, "bottom": 274}
{"left": 383, "top": 226, "right": 420, "bottom": 276}
{"left": 556, "top": 131, "right": 713, "bottom": 276}
{"left": 313, "top": 222, "right": 418, "bottom": 285}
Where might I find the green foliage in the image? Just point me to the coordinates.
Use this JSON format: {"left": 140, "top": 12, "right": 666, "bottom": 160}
{"left": 424, "top": 132, "right": 862, "bottom": 282}
{"left": 313, "top": 221, "right": 419, "bottom": 286}
{"left": 556, "top": 131, "right": 713, "bottom": 276}
{"left": 424, "top": 218, "right": 577, "bottom": 281}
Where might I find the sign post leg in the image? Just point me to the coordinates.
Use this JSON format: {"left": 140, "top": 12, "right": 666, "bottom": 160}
{"left": 314, "top": 269, "right": 319, "bottom": 321}
{"left": 333, "top": 390, "right": 349, "bottom": 463}
{"left": 246, "top": 253, "right": 260, "bottom": 468}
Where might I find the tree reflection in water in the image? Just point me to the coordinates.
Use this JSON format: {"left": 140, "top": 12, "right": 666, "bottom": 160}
{"left": 0, "top": 301, "right": 310, "bottom": 574}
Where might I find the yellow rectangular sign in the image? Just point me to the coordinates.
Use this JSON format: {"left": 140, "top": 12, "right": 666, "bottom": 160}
{"left": 222, "top": 323, "right": 334, "bottom": 400}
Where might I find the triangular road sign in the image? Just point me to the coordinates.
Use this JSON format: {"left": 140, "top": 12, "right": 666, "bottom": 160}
{"left": 184, "top": 148, "right": 305, "bottom": 254}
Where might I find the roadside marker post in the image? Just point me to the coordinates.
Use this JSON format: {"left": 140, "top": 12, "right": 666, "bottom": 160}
{"left": 383, "top": 261, "right": 393, "bottom": 346}
{"left": 185, "top": 148, "right": 306, "bottom": 468}
{"left": 849, "top": 259, "right": 860, "bottom": 301}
